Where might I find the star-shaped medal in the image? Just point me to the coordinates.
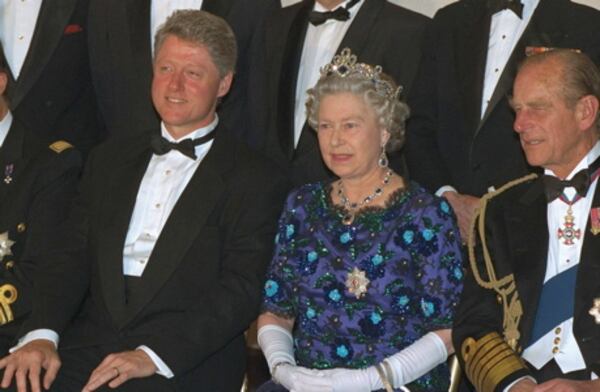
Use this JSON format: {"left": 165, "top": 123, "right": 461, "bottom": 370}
{"left": 0, "top": 231, "right": 15, "bottom": 260}
{"left": 345, "top": 267, "right": 369, "bottom": 299}
{"left": 589, "top": 298, "right": 600, "bottom": 325}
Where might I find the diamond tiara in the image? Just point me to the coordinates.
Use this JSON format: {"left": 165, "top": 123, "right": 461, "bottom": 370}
{"left": 320, "top": 48, "right": 402, "bottom": 101}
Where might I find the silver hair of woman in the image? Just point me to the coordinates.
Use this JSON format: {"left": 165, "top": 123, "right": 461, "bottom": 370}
{"left": 320, "top": 48, "right": 403, "bottom": 225}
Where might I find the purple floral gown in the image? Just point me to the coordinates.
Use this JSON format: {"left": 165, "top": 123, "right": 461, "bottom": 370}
{"left": 261, "top": 181, "right": 464, "bottom": 391}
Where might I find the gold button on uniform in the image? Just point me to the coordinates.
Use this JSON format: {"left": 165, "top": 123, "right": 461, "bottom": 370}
{"left": 5, "top": 261, "right": 14, "bottom": 269}
{"left": 554, "top": 337, "right": 561, "bottom": 345}
{"left": 555, "top": 327, "right": 562, "bottom": 334}
{"left": 496, "top": 295, "right": 502, "bottom": 304}
{"left": 17, "top": 223, "right": 26, "bottom": 233}
{"left": 552, "top": 347, "right": 559, "bottom": 354}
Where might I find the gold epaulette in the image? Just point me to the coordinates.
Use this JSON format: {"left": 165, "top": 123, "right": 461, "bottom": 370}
{"left": 462, "top": 332, "right": 528, "bottom": 392}
{"left": 467, "top": 174, "right": 537, "bottom": 351}
{"left": 49, "top": 140, "right": 73, "bottom": 153}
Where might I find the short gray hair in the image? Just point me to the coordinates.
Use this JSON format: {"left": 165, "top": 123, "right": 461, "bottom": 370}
{"left": 154, "top": 10, "right": 237, "bottom": 77}
{"left": 305, "top": 70, "right": 410, "bottom": 152}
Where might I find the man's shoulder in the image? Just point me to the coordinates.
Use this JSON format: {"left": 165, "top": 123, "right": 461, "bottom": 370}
{"left": 220, "top": 133, "right": 284, "bottom": 181}
{"left": 431, "top": 0, "right": 481, "bottom": 21}
{"left": 15, "top": 121, "right": 82, "bottom": 173}
{"left": 484, "top": 173, "right": 541, "bottom": 210}
{"left": 380, "top": 0, "right": 429, "bottom": 22}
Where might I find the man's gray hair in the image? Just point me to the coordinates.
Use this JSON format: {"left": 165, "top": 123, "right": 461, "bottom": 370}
{"left": 154, "top": 10, "right": 237, "bottom": 77}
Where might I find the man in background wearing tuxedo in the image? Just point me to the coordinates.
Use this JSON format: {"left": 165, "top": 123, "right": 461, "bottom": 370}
{"left": 248, "top": 0, "right": 429, "bottom": 187}
{"left": 0, "top": 0, "right": 103, "bottom": 155}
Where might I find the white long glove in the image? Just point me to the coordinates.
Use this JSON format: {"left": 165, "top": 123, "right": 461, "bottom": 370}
{"left": 321, "top": 332, "right": 448, "bottom": 391}
{"left": 275, "top": 364, "right": 333, "bottom": 392}
{"left": 258, "top": 324, "right": 333, "bottom": 392}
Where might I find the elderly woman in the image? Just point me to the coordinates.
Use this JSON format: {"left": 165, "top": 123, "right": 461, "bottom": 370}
{"left": 257, "top": 49, "right": 463, "bottom": 392}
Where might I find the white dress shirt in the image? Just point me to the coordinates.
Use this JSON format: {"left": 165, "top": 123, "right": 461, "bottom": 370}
{"left": 0, "top": 110, "right": 12, "bottom": 147}
{"left": 437, "top": 0, "right": 539, "bottom": 197}
{"left": 150, "top": 0, "right": 203, "bottom": 55}
{"left": 293, "top": 0, "right": 364, "bottom": 148}
{"left": 123, "top": 118, "right": 216, "bottom": 277}
{"left": 0, "top": 0, "right": 43, "bottom": 78}
{"left": 481, "top": 0, "right": 539, "bottom": 117}
{"left": 12, "top": 117, "right": 219, "bottom": 379}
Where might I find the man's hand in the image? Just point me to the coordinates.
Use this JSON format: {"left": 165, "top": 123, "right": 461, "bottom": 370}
{"left": 533, "top": 378, "right": 600, "bottom": 392}
{"left": 442, "top": 191, "right": 480, "bottom": 242}
{"left": 82, "top": 349, "right": 157, "bottom": 391}
{"left": 0, "top": 339, "right": 60, "bottom": 392}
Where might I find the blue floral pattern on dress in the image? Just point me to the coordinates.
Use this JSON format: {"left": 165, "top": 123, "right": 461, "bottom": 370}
{"left": 261, "top": 182, "right": 464, "bottom": 390}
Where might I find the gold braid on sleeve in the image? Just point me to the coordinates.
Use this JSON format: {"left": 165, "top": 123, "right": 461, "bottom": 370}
{"left": 462, "top": 174, "right": 537, "bottom": 392}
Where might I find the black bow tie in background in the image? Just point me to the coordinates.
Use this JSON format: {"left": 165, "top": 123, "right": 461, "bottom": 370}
{"left": 543, "top": 169, "right": 591, "bottom": 202}
{"left": 309, "top": 0, "right": 360, "bottom": 26}
{"left": 150, "top": 129, "right": 216, "bottom": 160}
{"left": 487, "top": 0, "right": 524, "bottom": 18}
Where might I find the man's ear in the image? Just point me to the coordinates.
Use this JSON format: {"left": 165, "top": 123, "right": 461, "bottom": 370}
{"left": 576, "top": 94, "right": 599, "bottom": 131}
{"left": 217, "top": 71, "right": 234, "bottom": 98}
{"left": 0, "top": 72, "right": 7, "bottom": 97}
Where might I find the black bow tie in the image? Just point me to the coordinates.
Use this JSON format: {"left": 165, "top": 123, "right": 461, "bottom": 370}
{"left": 150, "top": 129, "right": 216, "bottom": 160}
{"left": 487, "top": 0, "right": 523, "bottom": 18}
{"left": 543, "top": 170, "right": 591, "bottom": 202}
{"left": 309, "top": 0, "right": 360, "bottom": 26}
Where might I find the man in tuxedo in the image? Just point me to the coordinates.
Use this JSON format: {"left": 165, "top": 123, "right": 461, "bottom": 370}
{"left": 0, "top": 45, "right": 81, "bottom": 354}
{"left": 405, "top": 0, "right": 600, "bottom": 240}
{"left": 453, "top": 50, "right": 600, "bottom": 391}
{"left": 248, "top": 0, "right": 429, "bottom": 187}
{"left": 0, "top": 0, "right": 103, "bottom": 156}
{"left": 0, "top": 10, "right": 285, "bottom": 392}
{"left": 88, "top": 0, "right": 268, "bottom": 140}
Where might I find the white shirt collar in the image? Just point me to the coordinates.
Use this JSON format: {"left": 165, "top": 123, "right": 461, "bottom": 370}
{"left": 313, "top": 0, "right": 362, "bottom": 13}
{"left": 160, "top": 114, "right": 219, "bottom": 142}
{"left": 545, "top": 140, "right": 600, "bottom": 180}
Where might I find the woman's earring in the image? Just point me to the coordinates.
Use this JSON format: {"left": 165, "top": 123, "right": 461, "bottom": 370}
{"left": 378, "top": 146, "right": 388, "bottom": 168}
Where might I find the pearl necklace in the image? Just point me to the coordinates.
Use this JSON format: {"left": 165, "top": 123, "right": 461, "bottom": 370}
{"left": 337, "top": 169, "right": 393, "bottom": 225}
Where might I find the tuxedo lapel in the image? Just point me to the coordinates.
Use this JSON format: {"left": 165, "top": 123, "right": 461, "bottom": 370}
{"left": 9, "top": 0, "right": 79, "bottom": 108}
{"left": 456, "top": 3, "right": 490, "bottom": 138}
{"left": 337, "top": 0, "right": 383, "bottom": 55}
{"left": 506, "top": 178, "right": 548, "bottom": 345}
{"left": 127, "top": 0, "right": 153, "bottom": 101}
{"left": 276, "top": 1, "right": 313, "bottom": 159}
{"left": 117, "top": 128, "right": 235, "bottom": 327}
{"left": 98, "top": 137, "right": 153, "bottom": 324}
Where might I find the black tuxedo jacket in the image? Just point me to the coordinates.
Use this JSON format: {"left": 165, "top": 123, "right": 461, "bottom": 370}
{"left": 6, "top": 0, "right": 104, "bottom": 155}
{"left": 0, "top": 118, "right": 80, "bottom": 351}
{"left": 248, "top": 0, "right": 429, "bottom": 187}
{"left": 21, "top": 125, "right": 287, "bottom": 389}
{"left": 88, "top": 0, "right": 268, "bottom": 140}
{"left": 405, "top": 0, "right": 600, "bottom": 197}
{"left": 453, "top": 176, "right": 600, "bottom": 389}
